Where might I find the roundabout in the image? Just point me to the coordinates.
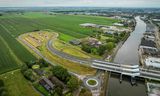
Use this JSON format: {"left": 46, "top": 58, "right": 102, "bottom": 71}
{"left": 83, "top": 77, "right": 101, "bottom": 89}
{"left": 86, "top": 78, "right": 98, "bottom": 87}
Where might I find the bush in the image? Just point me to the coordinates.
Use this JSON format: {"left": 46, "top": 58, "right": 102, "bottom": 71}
{"left": 23, "top": 69, "right": 36, "bottom": 82}
{"left": 21, "top": 64, "right": 28, "bottom": 73}
{"left": 38, "top": 59, "right": 49, "bottom": 67}
{"left": 0, "top": 80, "right": 8, "bottom": 96}
{"left": 106, "top": 42, "right": 115, "bottom": 51}
{"left": 67, "top": 76, "right": 79, "bottom": 91}
{"left": 52, "top": 66, "right": 71, "bottom": 83}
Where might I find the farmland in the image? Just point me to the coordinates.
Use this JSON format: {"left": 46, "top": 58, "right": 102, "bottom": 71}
{"left": 0, "top": 12, "right": 119, "bottom": 73}
{"left": 0, "top": 12, "right": 118, "bottom": 95}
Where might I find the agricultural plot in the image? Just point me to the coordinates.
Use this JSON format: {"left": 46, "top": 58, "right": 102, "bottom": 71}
{"left": 0, "top": 36, "right": 18, "bottom": 74}
{"left": 0, "top": 12, "right": 118, "bottom": 74}
{"left": 0, "top": 12, "right": 119, "bottom": 41}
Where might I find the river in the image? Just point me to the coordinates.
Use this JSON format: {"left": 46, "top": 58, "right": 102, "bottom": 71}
{"left": 107, "top": 16, "right": 147, "bottom": 96}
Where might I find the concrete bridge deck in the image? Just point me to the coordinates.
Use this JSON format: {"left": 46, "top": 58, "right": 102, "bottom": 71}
{"left": 92, "top": 60, "right": 160, "bottom": 80}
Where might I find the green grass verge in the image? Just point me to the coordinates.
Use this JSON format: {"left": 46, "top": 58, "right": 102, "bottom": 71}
{"left": 0, "top": 70, "right": 40, "bottom": 96}
{"left": 88, "top": 79, "right": 97, "bottom": 85}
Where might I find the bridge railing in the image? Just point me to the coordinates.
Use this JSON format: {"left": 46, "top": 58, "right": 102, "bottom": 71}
{"left": 93, "top": 60, "right": 139, "bottom": 69}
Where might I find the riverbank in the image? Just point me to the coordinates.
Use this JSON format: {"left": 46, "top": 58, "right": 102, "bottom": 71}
{"left": 107, "top": 16, "right": 147, "bottom": 96}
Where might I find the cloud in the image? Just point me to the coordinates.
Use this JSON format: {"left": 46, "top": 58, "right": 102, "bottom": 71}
{"left": 0, "top": 0, "right": 160, "bottom": 7}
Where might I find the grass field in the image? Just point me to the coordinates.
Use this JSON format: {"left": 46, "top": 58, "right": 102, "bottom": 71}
{"left": 0, "top": 12, "right": 118, "bottom": 73}
{"left": 54, "top": 40, "right": 91, "bottom": 59}
{"left": 0, "top": 35, "right": 19, "bottom": 74}
{"left": 0, "top": 70, "right": 40, "bottom": 96}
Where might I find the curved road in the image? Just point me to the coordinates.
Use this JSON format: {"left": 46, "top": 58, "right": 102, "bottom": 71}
{"left": 47, "top": 36, "right": 93, "bottom": 65}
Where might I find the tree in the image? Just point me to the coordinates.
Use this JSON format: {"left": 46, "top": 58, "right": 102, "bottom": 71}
{"left": 0, "top": 80, "right": 8, "bottom": 96}
{"left": 65, "top": 92, "right": 73, "bottom": 96}
{"left": 106, "top": 42, "right": 115, "bottom": 51}
{"left": 21, "top": 64, "right": 28, "bottom": 73}
{"left": 79, "top": 88, "right": 92, "bottom": 96}
{"left": 81, "top": 44, "right": 92, "bottom": 53}
{"left": 52, "top": 87, "right": 62, "bottom": 96}
{"left": 91, "top": 48, "right": 98, "bottom": 55}
{"left": 23, "top": 69, "right": 36, "bottom": 82}
{"left": 38, "top": 59, "right": 49, "bottom": 67}
{"left": 67, "top": 76, "right": 79, "bottom": 91}
{"left": 98, "top": 45, "right": 107, "bottom": 55}
{"left": 25, "top": 61, "right": 36, "bottom": 68}
{"left": 52, "top": 66, "right": 71, "bottom": 83}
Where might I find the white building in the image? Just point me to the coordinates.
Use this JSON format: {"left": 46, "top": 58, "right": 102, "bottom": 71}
{"left": 113, "top": 23, "right": 124, "bottom": 26}
{"left": 80, "top": 23, "right": 97, "bottom": 28}
{"left": 145, "top": 57, "right": 160, "bottom": 68}
{"left": 144, "top": 35, "right": 155, "bottom": 41}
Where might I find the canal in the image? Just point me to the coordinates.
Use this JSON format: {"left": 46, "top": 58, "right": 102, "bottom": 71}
{"left": 107, "top": 16, "right": 147, "bottom": 96}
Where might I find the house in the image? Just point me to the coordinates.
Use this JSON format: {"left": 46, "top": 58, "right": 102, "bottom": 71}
{"left": 87, "top": 38, "right": 102, "bottom": 47}
{"left": 69, "top": 39, "right": 81, "bottom": 45}
{"left": 34, "top": 69, "right": 45, "bottom": 76}
{"left": 140, "top": 47, "right": 160, "bottom": 57}
{"left": 39, "top": 76, "right": 55, "bottom": 92}
{"left": 139, "top": 38, "right": 157, "bottom": 50}
{"left": 113, "top": 23, "right": 124, "bottom": 26}
{"left": 146, "top": 23, "right": 155, "bottom": 33}
{"left": 49, "top": 76, "right": 66, "bottom": 88}
{"left": 144, "top": 35, "right": 155, "bottom": 41}
{"left": 145, "top": 57, "right": 160, "bottom": 68}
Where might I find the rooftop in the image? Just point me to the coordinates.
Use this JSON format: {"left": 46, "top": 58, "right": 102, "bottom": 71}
{"left": 140, "top": 38, "right": 156, "bottom": 48}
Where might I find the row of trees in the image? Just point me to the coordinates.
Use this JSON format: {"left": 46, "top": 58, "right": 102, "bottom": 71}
{"left": 52, "top": 66, "right": 79, "bottom": 92}
{"left": 0, "top": 80, "right": 8, "bottom": 96}
{"left": 81, "top": 42, "right": 115, "bottom": 56}
{"left": 21, "top": 64, "right": 37, "bottom": 82}
{"left": 21, "top": 59, "right": 49, "bottom": 82}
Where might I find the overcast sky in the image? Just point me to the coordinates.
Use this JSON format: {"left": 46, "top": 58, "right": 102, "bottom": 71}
{"left": 0, "top": 0, "right": 160, "bottom": 8}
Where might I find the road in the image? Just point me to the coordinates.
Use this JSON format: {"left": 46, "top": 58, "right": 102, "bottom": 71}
{"left": 18, "top": 34, "right": 84, "bottom": 79}
{"left": 47, "top": 39, "right": 91, "bottom": 65}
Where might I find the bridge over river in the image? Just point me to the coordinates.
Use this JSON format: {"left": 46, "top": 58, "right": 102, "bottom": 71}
{"left": 92, "top": 60, "right": 160, "bottom": 81}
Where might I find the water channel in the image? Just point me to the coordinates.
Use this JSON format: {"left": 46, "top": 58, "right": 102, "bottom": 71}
{"left": 107, "top": 16, "right": 147, "bottom": 96}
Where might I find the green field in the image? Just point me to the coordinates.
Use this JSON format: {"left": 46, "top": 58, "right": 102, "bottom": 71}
{"left": 0, "top": 12, "right": 118, "bottom": 73}
{"left": 0, "top": 70, "right": 40, "bottom": 96}
{"left": 0, "top": 12, "right": 119, "bottom": 96}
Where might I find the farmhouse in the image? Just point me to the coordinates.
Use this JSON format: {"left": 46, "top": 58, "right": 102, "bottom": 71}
{"left": 69, "top": 39, "right": 81, "bottom": 45}
{"left": 49, "top": 76, "right": 66, "bottom": 88}
{"left": 39, "top": 76, "right": 55, "bottom": 92}
{"left": 84, "top": 37, "right": 102, "bottom": 47}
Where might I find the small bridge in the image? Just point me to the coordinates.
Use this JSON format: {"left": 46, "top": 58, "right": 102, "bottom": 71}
{"left": 92, "top": 60, "right": 160, "bottom": 81}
